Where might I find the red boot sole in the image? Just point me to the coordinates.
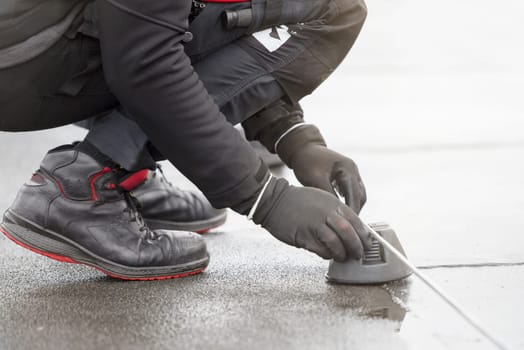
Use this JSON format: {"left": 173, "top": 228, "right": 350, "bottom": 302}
{"left": 0, "top": 226, "right": 206, "bottom": 281}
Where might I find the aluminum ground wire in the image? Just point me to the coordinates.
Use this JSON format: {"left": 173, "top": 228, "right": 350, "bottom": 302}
{"left": 363, "top": 223, "right": 510, "bottom": 350}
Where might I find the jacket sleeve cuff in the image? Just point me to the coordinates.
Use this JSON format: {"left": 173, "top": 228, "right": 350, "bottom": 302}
{"left": 209, "top": 159, "right": 272, "bottom": 215}
{"left": 275, "top": 124, "right": 326, "bottom": 166}
{"left": 242, "top": 100, "right": 304, "bottom": 153}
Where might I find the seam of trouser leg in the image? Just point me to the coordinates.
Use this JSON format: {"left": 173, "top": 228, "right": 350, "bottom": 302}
{"left": 214, "top": 71, "right": 268, "bottom": 107}
{"left": 202, "top": 37, "right": 305, "bottom": 105}
{"left": 235, "top": 34, "right": 308, "bottom": 75}
{"left": 234, "top": 29, "right": 325, "bottom": 102}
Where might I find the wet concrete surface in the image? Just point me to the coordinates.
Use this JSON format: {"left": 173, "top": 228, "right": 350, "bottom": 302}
{"left": 1, "top": 221, "right": 522, "bottom": 350}
{"left": 1, "top": 0, "right": 523, "bottom": 349}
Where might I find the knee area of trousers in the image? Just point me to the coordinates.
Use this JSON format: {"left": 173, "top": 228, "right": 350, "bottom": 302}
{"left": 335, "top": 0, "right": 368, "bottom": 27}
{"left": 355, "top": 0, "right": 368, "bottom": 23}
{"left": 325, "top": 0, "right": 367, "bottom": 59}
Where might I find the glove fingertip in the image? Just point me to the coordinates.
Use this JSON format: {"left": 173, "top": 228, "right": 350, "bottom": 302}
{"left": 358, "top": 228, "right": 373, "bottom": 251}
{"left": 332, "top": 250, "right": 347, "bottom": 262}
{"left": 363, "top": 236, "right": 373, "bottom": 251}
{"left": 333, "top": 256, "right": 346, "bottom": 263}
{"left": 352, "top": 247, "right": 364, "bottom": 261}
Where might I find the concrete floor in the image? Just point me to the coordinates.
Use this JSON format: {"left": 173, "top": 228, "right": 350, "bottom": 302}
{"left": 1, "top": 0, "right": 523, "bottom": 349}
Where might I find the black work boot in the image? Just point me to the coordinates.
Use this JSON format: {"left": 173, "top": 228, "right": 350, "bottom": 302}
{"left": 0, "top": 146, "right": 209, "bottom": 280}
{"left": 132, "top": 165, "right": 227, "bottom": 233}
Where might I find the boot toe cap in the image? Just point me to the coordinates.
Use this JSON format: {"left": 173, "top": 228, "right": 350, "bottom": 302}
{"left": 157, "top": 229, "right": 209, "bottom": 265}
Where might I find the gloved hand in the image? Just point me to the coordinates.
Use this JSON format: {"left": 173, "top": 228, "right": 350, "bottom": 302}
{"left": 290, "top": 144, "right": 366, "bottom": 214}
{"left": 252, "top": 177, "right": 372, "bottom": 261}
{"left": 276, "top": 125, "right": 366, "bottom": 213}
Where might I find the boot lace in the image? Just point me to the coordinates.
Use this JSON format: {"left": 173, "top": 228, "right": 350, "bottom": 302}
{"left": 123, "top": 192, "right": 157, "bottom": 241}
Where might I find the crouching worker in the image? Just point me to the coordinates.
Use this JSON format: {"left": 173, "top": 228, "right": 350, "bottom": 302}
{"left": 0, "top": 0, "right": 370, "bottom": 280}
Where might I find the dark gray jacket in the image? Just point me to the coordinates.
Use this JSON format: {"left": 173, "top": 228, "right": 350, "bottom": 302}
{"left": 0, "top": 0, "right": 268, "bottom": 211}
{"left": 0, "top": 0, "right": 89, "bottom": 68}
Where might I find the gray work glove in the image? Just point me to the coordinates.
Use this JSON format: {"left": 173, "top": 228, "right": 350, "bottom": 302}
{"left": 276, "top": 125, "right": 366, "bottom": 214}
{"left": 252, "top": 177, "right": 372, "bottom": 261}
{"left": 290, "top": 144, "right": 366, "bottom": 214}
